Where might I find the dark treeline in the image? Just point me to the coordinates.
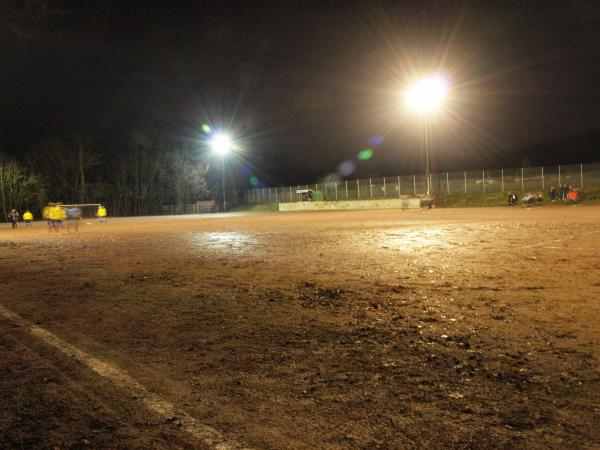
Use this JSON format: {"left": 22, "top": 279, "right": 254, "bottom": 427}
{"left": 0, "top": 129, "right": 212, "bottom": 220}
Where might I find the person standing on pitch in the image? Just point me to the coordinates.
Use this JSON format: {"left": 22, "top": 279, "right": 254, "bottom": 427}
{"left": 23, "top": 209, "right": 33, "bottom": 227}
{"left": 96, "top": 205, "right": 107, "bottom": 223}
{"left": 66, "top": 206, "right": 81, "bottom": 232}
{"left": 43, "top": 205, "right": 52, "bottom": 231}
{"left": 8, "top": 209, "right": 19, "bottom": 229}
{"left": 49, "top": 203, "right": 63, "bottom": 232}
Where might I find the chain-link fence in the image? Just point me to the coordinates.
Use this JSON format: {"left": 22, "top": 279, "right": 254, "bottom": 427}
{"left": 245, "top": 163, "right": 600, "bottom": 204}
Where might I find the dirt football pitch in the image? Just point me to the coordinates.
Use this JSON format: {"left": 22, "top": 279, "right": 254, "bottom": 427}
{"left": 1, "top": 206, "right": 599, "bottom": 449}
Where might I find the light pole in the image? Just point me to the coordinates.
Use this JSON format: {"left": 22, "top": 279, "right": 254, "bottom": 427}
{"left": 210, "top": 132, "right": 232, "bottom": 212}
{"left": 405, "top": 75, "right": 448, "bottom": 197}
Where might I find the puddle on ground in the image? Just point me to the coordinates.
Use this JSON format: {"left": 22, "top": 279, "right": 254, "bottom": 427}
{"left": 381, "top": 227, "right": 453, "bottom": 250}
{"left": 186, "top": 232, "right": 260, "bottom": 254}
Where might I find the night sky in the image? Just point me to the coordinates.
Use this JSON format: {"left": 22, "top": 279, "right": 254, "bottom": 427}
{"left": 2, "top": 0, "right": 600, "bottom": 186}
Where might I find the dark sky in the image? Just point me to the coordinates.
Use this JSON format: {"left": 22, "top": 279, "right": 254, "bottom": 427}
{"left": 2, "top": 0, "right": 600, "bottom": 185}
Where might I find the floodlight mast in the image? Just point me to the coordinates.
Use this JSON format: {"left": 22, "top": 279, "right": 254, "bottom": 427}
{"left": 210, "top": 133, "right": 233, "bottom": 211}
{"left": 405, "top": 75, "right": 448, "bottom": 197}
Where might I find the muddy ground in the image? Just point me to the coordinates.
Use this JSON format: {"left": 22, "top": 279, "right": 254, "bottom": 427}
{"left": 1, "top": 206, "right": 599, "bottom": 449}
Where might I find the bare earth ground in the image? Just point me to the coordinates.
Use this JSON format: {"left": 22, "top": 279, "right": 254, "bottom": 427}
{"left": 1, "top": 206, "right": 599, "bottom": 449}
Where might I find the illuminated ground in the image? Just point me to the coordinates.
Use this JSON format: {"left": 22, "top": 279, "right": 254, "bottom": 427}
{"left": 1, "top": 207, "right": 599, "bottom": 449}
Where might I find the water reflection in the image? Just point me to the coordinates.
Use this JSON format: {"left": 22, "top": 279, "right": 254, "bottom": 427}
{"left": 383, "top": 227, "right": 451, "bottom": 250}
{"left": 187, "top": 232, "right": 259, "bottom": 254}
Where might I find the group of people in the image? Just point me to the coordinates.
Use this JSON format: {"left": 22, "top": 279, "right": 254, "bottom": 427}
{"left": 6, "top": 204, "right": 108, "bottom": 231}
{"left": 509, "top": 185, "right": 581, "bottom": 207}
{"left": 550, "top": 185, "right": 579, "bottom": 203}
{"left": 7, "top": 209, "right": 33, "bottom": 228}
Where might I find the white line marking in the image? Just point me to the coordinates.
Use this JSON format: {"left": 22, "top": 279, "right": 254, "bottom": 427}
{"left": 0, "top": 303, "right": 251, "bottom": 450}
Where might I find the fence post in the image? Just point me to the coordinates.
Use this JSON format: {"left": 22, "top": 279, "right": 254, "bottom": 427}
{"left": 482, "top": 170, "right": 486, "bottom": 193}
{"left": 541, "top": 166, "right": 544, "bottom": 191}
{"left": 289, "top": 186, "right": 292, "bottom": 202}
{"left": 413, "top": 175, "right": 416, "bottom": 195}
{"left": 324, "top": 183, "right": 328, "bottom": 201}
{"left": 464, "top": 171, "right": 467, "bottom": 193}
{"left": 357, "top": 179, "right": 360, "bottom": 199}
{"left": 383, "top": 177, "right": 386, "bottom": 198}
{"left": 397, "top": 176, "right": 401, "bottom": 197}
{"left": 345, "top": 180, "right": 349, "bottom": 199}
{"left": 501, "top": 169, "right": 504, "bottom": 192}
{"left": 521, "top": 167, "right": 524, "bottom": 192}
{"left": 446, "top": 172, "right": 450, "bottom": 194}
{"left": 369, "top": 178, "right": 373, "bottom": 198}
{"left": 275, "top": 187, "right": 278, "bottom": 202}
{"left": 335, "top": 181, "right": 338, "bottom": 200}
{"left": 581, "top": 163, "right": 584, "bottom": 187}
{"left": 558, "top": 165, "right": 561, "bottom": 186}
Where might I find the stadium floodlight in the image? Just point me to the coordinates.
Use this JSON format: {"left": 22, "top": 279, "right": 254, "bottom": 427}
{"left": 209, "top": 132, "right": 234, "bottom": 212}
{"left": 210, "top": 133, "right": 232, "bottom": 156}
{"left": 405, "top": 75, "right": 448, "bottom": 114}
{"left": 404, "top": 74, "right": 449, "bottom": 196}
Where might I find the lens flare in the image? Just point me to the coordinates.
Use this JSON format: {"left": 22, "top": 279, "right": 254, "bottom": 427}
{"left": 210, "top": 133, "right": 232, "bottom": 155}
{"left": 338, "top": 160, "right": 356, "bottom": 176}
{"left": 358, "top": 149, "right": 374, "bottom": 160}
{"left": 405, "top": 75, "right": 448, "bottom": 114}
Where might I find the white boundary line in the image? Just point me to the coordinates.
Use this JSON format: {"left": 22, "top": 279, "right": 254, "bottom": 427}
{"left": 0, "top": 304, "right": 251, "bottom": 450}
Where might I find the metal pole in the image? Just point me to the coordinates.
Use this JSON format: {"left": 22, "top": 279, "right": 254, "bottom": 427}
{"left": 501, "top": 169, "right": 504, "bottom": 192}
{"left": 383, "top": 177, "right": 386, "bottom": 198}
{"left": 482, "top": 170, "right": 486, "bottom": 193}
{"left": 357, "top": 179, "right": 360, "bottom": 199}
{"left": 521, "top": 167, "right": 524, "bottom": 192}
{"left": 345, "top": 180, "right": 348, "bottom": 199}
{"left": 425, "top": 119, "right": 430, "bottom": 196}
{"left": 581, "top": 163, "right": 584, "bottom": 187}
{"left": 446, "top": 172, "right": 450, "bottom": 194}
{"left": 413, "top": 175, "right": 416, "bottom": 195}
{"left": 558, "top": 165, "right": 561, "bottom": 186}
{"left": 541, "top": 166, "right": 545, "bottom": 191}
{"left": 464, "top": 171, "right": 467, "bottom": 193}
{"left": 397, "top": 175, "right": 401, "bottom": 197}
{"left": 335, "top": 181, "right": 338, "bottom": 200}
{"left": 221, "top": 156, "right": 226, "bottom": 211}
{"left": 325, "top": 183, "right": 328, "bottom": 200}
{"left": 369, "top": 178, "right": 373, "bottom": 198}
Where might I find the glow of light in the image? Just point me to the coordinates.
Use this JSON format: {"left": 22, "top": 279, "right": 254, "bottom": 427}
{"left": 369, "top": 135, "right": 384, "bottom": 147}
{"left": 405, "top": 75, "right": 449, "bottom": 114}
{"left": 249, "top": 176, "right": 258, "bottom": 186}
{"left": 338, "top": 160, "right": 356, "bottom": 176}
{"left": 210, "top": 133, "right": 232, "bottom": 156}
{"left": 201, "top": 123, "right": 212, "bottom": 134}
{"left": 357, "top": 149, "right": 374, "bottom": 160}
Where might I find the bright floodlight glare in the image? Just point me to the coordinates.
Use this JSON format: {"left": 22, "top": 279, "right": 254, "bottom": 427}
{"left": 405, "top": 75, "right": 448, "bottom": 114}
{"left": 210, "top": 133, "right": 232, "bottom": 156}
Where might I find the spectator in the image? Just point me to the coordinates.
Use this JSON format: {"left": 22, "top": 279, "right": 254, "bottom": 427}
{"left": 567, "top": 189, "right": 579, "bottom": 205}
{"left": 8, "top": 209, "right": 19, "bottom": 229}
